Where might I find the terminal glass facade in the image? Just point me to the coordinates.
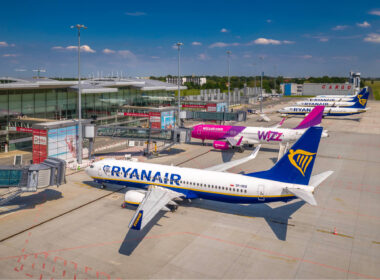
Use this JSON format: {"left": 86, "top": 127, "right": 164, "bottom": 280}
{"left": 0, "top": 87, "right": 175, "bottom": 151}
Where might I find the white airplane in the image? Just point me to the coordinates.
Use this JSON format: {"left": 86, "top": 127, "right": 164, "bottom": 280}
{"left": 315, "top": 87, "right": 365, "bottom": 99}
{"left": 295, "top": 100, "right": 356, "bottom": 107}
{"left": 302, "top": 88, "right": 367, "bottom": 104}
{"left": 191, "top": 106, "right": 326, "bottom": 152}
{"left": 280, "top": 90, "right": 369, "bottom": 117}
{"left": 85, "top": 127, "right": 333, "bottom": 231}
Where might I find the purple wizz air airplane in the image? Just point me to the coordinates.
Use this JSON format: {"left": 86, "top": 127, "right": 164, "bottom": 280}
{"left": 191, "top": 106, "right": 326, "bottom": 152}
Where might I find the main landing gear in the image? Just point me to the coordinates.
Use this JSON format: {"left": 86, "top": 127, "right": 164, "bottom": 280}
{"left": 168, "top": 204, "right": 178, "bottom": 212}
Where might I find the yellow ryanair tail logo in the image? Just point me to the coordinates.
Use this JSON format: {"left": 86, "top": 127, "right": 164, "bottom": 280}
{"left": 357, "top": 94, "right": 367, "bottom": 106}
{"left": 288, "top": 149, "right": 316, "bottom": 176}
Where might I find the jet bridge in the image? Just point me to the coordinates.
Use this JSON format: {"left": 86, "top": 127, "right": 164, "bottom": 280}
{"left": 96, "top": 126, "right": 191, "bottom": 143}
{"left": 0, "top": 157, "right": 66, "bottom": 207}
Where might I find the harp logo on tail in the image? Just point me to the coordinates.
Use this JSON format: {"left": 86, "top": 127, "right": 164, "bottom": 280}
{"left": 358, "top": 94, "right": 367, "bottom": 106}
{"left": 288, "top": 149, "right": 316, "bottom": 176}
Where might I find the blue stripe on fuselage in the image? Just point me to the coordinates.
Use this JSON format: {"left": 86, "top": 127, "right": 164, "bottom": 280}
{"left": 93, "top": 177, "right": 296, "bottom": 204}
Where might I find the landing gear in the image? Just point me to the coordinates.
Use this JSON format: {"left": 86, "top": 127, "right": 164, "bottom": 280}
{"left": 248, "top": 144, "right": 254, "bottom": 148}
{"left": 121, "top": 202, "right": 127, "bottom": 208}
{"left": 168, "top": 204, "right": 178, "bottom": 212}
{"left": 202, "top": 139, "right": 205, "bottom": 146}
{"left": 100, "top": 184, "right": 107, "bottom": 189}
{"left": 238, "top": 146, "right": 245, "bottom": 153}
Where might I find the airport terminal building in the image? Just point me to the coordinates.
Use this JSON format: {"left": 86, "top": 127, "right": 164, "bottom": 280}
{"left": 0, "top": 77, "right": 186, "bottom": 152}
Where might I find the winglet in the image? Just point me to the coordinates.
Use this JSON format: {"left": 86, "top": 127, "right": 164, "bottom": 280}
{"left": 271, "top": 117, "right": 286, "bottom": 128}
{"left": 236, "top": 136, "right": 243, "bottom": 146}
{"left": 130, "top": 210, "right": 143, "bottom": 230}
{"left": 293, "top": 106, "right": 324, "bottom": 129}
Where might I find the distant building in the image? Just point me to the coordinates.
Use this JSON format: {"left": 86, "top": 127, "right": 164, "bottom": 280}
{"left": 280, "top": 83, "right": 303, "bottom": 96}
{"left": 281, "top": 72, "right": 360, "bottom": 96}
{"left": 302, "top": 83, "right": 354, "bottom": 96}
{"left": 166, "top": 76, "right": 207, "bottom": 86}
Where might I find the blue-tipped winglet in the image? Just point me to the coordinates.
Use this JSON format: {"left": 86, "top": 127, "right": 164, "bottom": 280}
{"left": 131, "top": 210, "right": 143, "bottom": 230}
{"left": 245, "top": 127, "right": 323, "bottom": 185}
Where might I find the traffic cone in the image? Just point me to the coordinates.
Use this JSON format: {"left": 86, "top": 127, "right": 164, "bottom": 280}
{"left": 333, "top": 227, "right": 338, "bottom": 235}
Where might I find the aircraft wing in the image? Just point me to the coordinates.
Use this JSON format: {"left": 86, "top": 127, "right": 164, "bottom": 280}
{"left": 128, "top": 186, "right": 183, "bottom": 231}
{"left": 226, "top": 136, "right": 243, "bottom": 147}
{"left": 271, "top": 117, "right": 286, "bottom": 128}
{"left": 258, "top": 113, "right": 271, "bottom": 122}
{"left": 205, "top": 145, "right": 261, "bottom": 172}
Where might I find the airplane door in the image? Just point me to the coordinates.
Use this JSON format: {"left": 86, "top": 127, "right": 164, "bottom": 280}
{"left": 98, "top": 166, "right": 102, "bottom": 176}
{"left": 258, "top": 184, "right": 265, "bottom": 201}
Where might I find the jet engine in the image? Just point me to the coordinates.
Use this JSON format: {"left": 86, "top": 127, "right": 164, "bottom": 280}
{"left": 213, "top": 141, "right": 229, "bottom": 150}
{"left": 122, "top": 190, "right": 146, "bottom": 208}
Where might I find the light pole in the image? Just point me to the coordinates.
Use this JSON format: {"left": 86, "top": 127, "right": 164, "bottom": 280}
{"left": 71, "top": 24, "right": 87, "bottom": 164}
{"left": 227, "top": 50, "right": 231, "bottom": 112}
{"left": 176, "top": 42, "right": 183, "bottom": 127}
{"left": 259, "top": 56, "right": 264, "bottom": 113}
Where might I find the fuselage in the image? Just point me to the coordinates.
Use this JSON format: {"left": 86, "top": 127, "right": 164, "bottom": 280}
{"left": 308, "top": 97, "right": 356, "bottom": 102}
{"left": 191, "top": 125, "right": 305, "bottom": 144}
{"left": 296, "top": 101, "right": 355, "bottom": 107}
{"left": 86, "top": 159, "right": 298, "bottom": 204}
{"left": 279, "top": 106, "right": 366, "bottom": 116}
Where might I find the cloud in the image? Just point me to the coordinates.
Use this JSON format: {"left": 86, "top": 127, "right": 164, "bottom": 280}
{"left": 192, "top": 41, "right": 202, "bottom": 46}
{"left": 369, "top": 10, "right": 380, "bottom": 16}
{"left": 319, "top": 37, "right": 329, "bottom": 42}
{"left": 300, "top": 55, "right": 312, "bottom": 59}
{"left": 220, "top": 28, "right": 229, "bottom": 33}
{"left": 151, "top": 56, "right": 160, "bottom": 59}
{"left": 198, "top": 53, "right": 209, "bottom": 60}
{"left": 209, "top": 42, "right": 240, "bottom": 48}
{"left": 363, "top": 33, "right": 380, "bottom": 43}
{"left": 332, "top": 25, "right": 348, "bottom": 31}
{"left": 2, "top": 54, "right": 18, "bottom": 57}
{"left": 125, "top": 12, "right": 146, "bottom": 16}
{"left": 14, "top": 68, "right": 27, "bottom": 72}
{"left": 52, "top": 45, "right": 96, "bottom": 53}
{"left": 243, "top": 54, "right": 251, "bottom": 58}
{"left": 249, "top": 38, "right": 281, "bottom": 45}
{"left": 0, "top": 41, "right": 9, "bottom": 47}
{"left": 266, "top": 19, "right": 272, "bottom": 23}
{"left": 332, "top": 56, "right": 356, "bottom": 61}
{"left": 283, "top": 40, "right": 295, "bottom": 44}
{"left": 357, "top": 21, "right": 371, "bottom": 28}
{"left": 103, "top": 48, "right": 115, "bottom": 54}
{"left": 118, "top": 50, "right": 136, "bottom": 59}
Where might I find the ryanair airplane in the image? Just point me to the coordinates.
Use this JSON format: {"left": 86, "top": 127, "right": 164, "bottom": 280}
{"left": 279, "top": 89, "right": 369, "bottom": 116}
{"left": 86, "top": 127, "right": 333, "bottom": 231}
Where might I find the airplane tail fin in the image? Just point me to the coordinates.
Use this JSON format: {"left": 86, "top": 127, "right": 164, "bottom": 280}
{"left": 350, "top": 87, "right": 366, "bottom": 102}
{"left": 293, "top": 106, "right": 324, "bottom": 129}
{"left": 349, "top": 88, "right": 369, "bottom": 109}
{"left": 245, "top": 127, "right": 322, "bottom": 185}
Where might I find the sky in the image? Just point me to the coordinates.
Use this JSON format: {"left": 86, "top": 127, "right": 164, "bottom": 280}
{"left": 0, "top": 0, "right": 379, "bottom": 78}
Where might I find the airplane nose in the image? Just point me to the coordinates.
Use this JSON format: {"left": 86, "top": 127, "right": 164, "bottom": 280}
{"left": 85, "top": 165, "right": 94, "bottom": 176}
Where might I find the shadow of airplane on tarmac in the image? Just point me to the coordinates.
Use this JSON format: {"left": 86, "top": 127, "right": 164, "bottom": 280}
{"left": 118, "top": 211, "right": 166, "bottom": 256}
{"left": 118, "top": 199, "right": 306, "bottom": 255}
{"left": 187, "top": 199, "right": 305, "bottom": 241}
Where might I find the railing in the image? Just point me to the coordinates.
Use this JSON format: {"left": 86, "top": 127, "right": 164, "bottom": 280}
{"left": 96, "top": 126, "right": 174, "bottom": 141}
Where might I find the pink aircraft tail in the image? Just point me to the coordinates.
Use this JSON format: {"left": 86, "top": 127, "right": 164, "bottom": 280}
{"left": 293, "top": 106, "right": 324, "bottom": 130}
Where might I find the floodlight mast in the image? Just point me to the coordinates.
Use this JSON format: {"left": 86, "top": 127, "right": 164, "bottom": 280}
{"left": 227, "top": 50, "right": 231, "bottom": 112}
{"left": 176, "top": 42, "right": 183, "bottom": 127}
{"left": 71, "top": 24, "right": 87, "bottom": 164}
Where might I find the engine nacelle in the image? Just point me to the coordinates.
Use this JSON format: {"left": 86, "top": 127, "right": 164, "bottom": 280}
{"left": 213, "top": 141, "right": 229, "bottom": 150}
{"left": 124, "top": 190, "right": 146, "bottom": 207}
